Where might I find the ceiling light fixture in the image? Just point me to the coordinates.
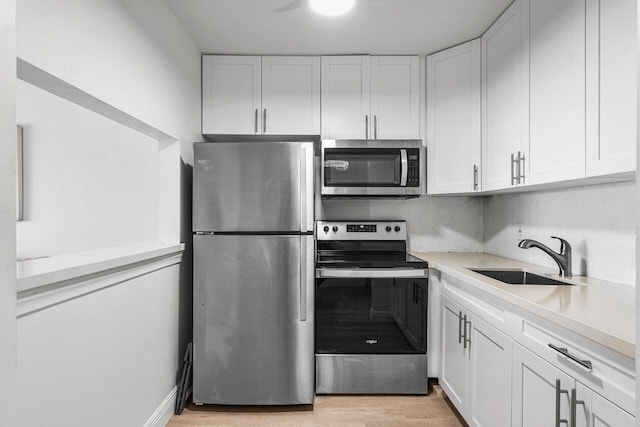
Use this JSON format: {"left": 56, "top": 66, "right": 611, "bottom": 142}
{"left": 309, "top": 0, "right": 356, "bottom": 16}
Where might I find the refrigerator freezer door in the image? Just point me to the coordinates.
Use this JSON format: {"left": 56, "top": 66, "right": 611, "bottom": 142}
{"left": 193, "top": 234, "right": 314, "bottom": 405}
{"left": 193, "top": 141, "right": 314, "bottom": 233}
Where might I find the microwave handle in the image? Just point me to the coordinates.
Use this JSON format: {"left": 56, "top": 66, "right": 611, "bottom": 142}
{"left": 400, "top": 149, "right": 408, "bottom": 186}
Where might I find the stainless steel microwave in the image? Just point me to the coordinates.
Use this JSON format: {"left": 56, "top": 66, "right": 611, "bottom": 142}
{"left": 321, "top": 139, "right": 424, "bottom": 198}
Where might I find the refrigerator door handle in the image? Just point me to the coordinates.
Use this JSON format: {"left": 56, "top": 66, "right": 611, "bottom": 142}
{"left": 299, "top": 236, "right": 313, "bottom": 321}
{"left": 299, "top": 143, "right": 314, "bottom": 233}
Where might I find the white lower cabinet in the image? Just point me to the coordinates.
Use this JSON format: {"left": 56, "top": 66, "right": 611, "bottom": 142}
{"left": 437, "top": 270, "right": 635, "bottom": 427}
{"left": 513, "top": 343, "right": 634, "bottom": 427}
{"left": 440, "top": 295, "right": 512, "bottom": 427}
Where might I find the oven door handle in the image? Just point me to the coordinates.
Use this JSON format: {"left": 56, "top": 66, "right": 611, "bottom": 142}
{"left": 316, "top": 268, "right": 427, "bottom": 279}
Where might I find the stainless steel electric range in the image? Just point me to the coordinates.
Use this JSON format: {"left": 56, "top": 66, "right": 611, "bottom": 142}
{"left": 315, "top": 220, "right": 428, "bottom": 394}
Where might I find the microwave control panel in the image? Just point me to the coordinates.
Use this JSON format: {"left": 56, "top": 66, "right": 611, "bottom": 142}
{"left": 407, "top": 149, "right": 420, "bottom": 187}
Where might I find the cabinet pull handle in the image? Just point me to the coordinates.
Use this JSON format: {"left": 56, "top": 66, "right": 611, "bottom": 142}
{"left": 254, "top": 109, "right": 258, "bottom": 134}
{"left": 374, "top": 115, "right": 377, "bottom": 139}
{"left": 570, "top": 388, "right": 585, "bottom": 427}
{"left": 458, "top": 311, "right": 463, "bottom": 344}
{"left": 511, "top": 153, "right": 517, "bottom": 185}
{"left": 555, "top": 379, "right": 570, "bottom": 427}
{"left": 516, "top": 151, "right": 522, "bottom": 184}
{"left": 548, "top": 344, "right": 593, "bottom": 371}
{"left": 519, "top": 152, "right": 525, "bottom": 184}
{"left": 365, "top": 115, "right": 369, "bottom": 139}
{"left": 463, "top": 317, "right": 471, "bottom": 349}
{"left": 263, "top": 109, "right": 267, "bottom": 134}
{"left": 473, "top": 164, "right": 478, "bottom": 191}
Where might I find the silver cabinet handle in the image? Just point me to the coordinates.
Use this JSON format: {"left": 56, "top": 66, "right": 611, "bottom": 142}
{"left": 548, "top": 344, "right": 593, "bottom": 371}
{"left": 254, "top": 109, "right": 258, "bottom": 134}
{"left": 555, "top": 379, "right": 569, "bottom": 427}
{"left": 374, "top": 115, "right": 377, "bottom": 139}
{"left": 463, "top": 316, "right": 471, "bottom": 349}
{"left": 365, "top": 115, "right": 369, "bottom": 139}
{"left": 516, "top": 151, "right": 522, "bottom": 184}
{"left": 473, "top": 164, "right": 478, "bottom": 191}
{"left": 263, "top": 109, "right": 267, "bottom": 134}
{"left": 519, "top": 151, "right": 525, "bottom": 184}
{"left": 511, "top": 153, "right": 517, "bottom": 185}
{"left": 458, "top": 311, "right": 464, "bottom": 344}
{"left": 570, "top": 388, "right": 585, "bottom": 427}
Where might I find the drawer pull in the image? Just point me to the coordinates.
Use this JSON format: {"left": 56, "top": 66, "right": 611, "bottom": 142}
{"left": 548, "top": 343, "right": 593, "bottom": 371}
{"left": 555, "top": 379, "right": 569, "bottom": 427}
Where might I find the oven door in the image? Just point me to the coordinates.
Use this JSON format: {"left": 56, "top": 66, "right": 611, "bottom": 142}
{"left": 315, "top": 267, "right": 427, "bottom": 355}
{"left": 321, "top": 140, "right": 423, "bottom": 197}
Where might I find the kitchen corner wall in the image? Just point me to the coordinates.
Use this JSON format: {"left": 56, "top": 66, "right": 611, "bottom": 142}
{"left": 320, "top": 196, "right": 484, "bottom": 252}
{"left": 15, "top": 0, "right": 200, "bottom": 426}
{"left": 483, "top": 181, "right": 636, "bottom": 287}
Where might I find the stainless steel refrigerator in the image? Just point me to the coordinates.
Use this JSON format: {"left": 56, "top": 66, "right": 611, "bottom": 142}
{"left": 192, "top": 141, "right": 315, "bottom": 405}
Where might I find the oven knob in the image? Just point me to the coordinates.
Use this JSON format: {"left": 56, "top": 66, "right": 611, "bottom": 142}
{"left": 394, "top": 226, "right": 401, "bottom": 232}
{"left": 332, "top": 226, "right": 338, "bottom": 233}
{"left": 385, "top": 226, "right": 392, "bottom": 232}
{"left": 323, "top": 226, "right": 329, "bottom": 233}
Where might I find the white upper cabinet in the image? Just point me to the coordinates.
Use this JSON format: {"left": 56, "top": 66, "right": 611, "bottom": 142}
{"left": 481, "top": 0, "right": 527, "bottom": 191}
{"left": 321, "top": 55, "right": 419, "bottom": 139}
{"left": 427, "top": 40, "right": 481, "bottom": 194}
{"left": 202, "top": 56, "right": 261, "bottom": 135}
{"left": 321, "top": 56, "right": 371, "bottom": 139}
{"left": 526, "top": 0, "right": 586, "bottom": 185}
{"left": 262, "top": 56, "right": 320, "bottom": 135}
{"left": 370, "top": 56, "right": 420, "bottom": 139}
{"left": 202, "top": 55, "right": 320, "bottom": 135}
{"left": 586, "top": 0, "right": 637, "bottom": 176}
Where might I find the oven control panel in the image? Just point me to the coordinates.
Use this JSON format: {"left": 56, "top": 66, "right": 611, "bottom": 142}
{"left": 317, "top": 221, "right": 406, "bottom": 241}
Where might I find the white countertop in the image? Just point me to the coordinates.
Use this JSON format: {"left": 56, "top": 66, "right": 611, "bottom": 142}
{"left": 412, "top": 252, "right": 636, "bottom": 359}
{"left": 17, "top": 242, "right": 185, "bottom": 293}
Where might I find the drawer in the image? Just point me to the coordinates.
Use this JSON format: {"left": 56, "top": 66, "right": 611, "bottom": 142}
{"left": 440, "top": 272, "right": 514, "bottom": 335}
{"left": 513, "top": 308, "right": 636, "bottom": 415}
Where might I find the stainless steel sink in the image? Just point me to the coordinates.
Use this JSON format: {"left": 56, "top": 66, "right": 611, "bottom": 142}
{"left": 470, "top": 269, "right": 574, "bottom": 286}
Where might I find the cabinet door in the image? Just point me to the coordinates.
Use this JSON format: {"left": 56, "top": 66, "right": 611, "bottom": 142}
{"left": 526, "top": 0, "right": 586, "bottom": 184}
{"left": 467, "top": 315, "right": 512, "bottom": 427}
{"left": 202, "top": 55, "right": 261, "bottom": 135}
{"left": 405, "top": 281, "right": 425, "bottom": 351}
{"left": 481, "top": 0, "right": 526, "bottom": 191}
{"left": 262, "top": 56, "right": 320, "bottom": 135}
{"left": 440, "top": 296, "right": 468, "bottom": 414}
{"left": 585, "top": 0, "right": 637, "bottom": 176}
{"left": 574, "top": 382, "right": 635, "bottom": 427}
{"left": 512, "top": 343, "right": 573, "bottom": 427}
{"left": 321, "top": 56, "right": 371, "bottom": 139}
{"left": 370, "top": 56, "right": 420, "bottom": 139}
{"left": 427, "top": 40, "right": 481, "bottom": 194}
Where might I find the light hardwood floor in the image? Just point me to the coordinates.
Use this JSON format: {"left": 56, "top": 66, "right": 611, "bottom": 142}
{"left": 167, "top": 394, "right": 466, "bottom": 427}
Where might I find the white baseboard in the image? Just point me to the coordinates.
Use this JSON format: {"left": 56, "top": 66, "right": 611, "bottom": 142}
{"left": 144, "top": 386, "right": 177, "bottom": 427}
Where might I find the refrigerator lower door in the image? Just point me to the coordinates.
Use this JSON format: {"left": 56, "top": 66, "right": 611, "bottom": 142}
{"left": 193, "top": 234, "right": 314, "bottom": 405}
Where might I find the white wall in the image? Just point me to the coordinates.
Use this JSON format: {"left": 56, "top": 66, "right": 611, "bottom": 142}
{"left": 16, "top": 80, "right": 159, "bottom": 259}
{"left": 15, "top": 0, "right": 200, "bottom": 425}
{"left": 483, "top": 181, "right": 636, "bottom": 286}
{"left": 0, "top": 1, "right": 17, "bottom": 425}
{"left": 18, "top": 264, "right": 181, "bottom": 427}
{"left": 321, "top": 196, "right": 484, "bottom": 252}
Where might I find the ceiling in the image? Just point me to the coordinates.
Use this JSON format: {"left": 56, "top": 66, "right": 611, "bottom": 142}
{"left": 165, "top": 0, "right": 512, "bottom": 56}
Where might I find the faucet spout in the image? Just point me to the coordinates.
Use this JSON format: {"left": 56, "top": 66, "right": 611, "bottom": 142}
{"left": 517, "top": 236, "right": 572, "bottom": 277}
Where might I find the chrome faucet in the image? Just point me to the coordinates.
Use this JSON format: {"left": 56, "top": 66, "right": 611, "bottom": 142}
{"left": 518, "top": 236, "right": 572, "bottom": 277}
